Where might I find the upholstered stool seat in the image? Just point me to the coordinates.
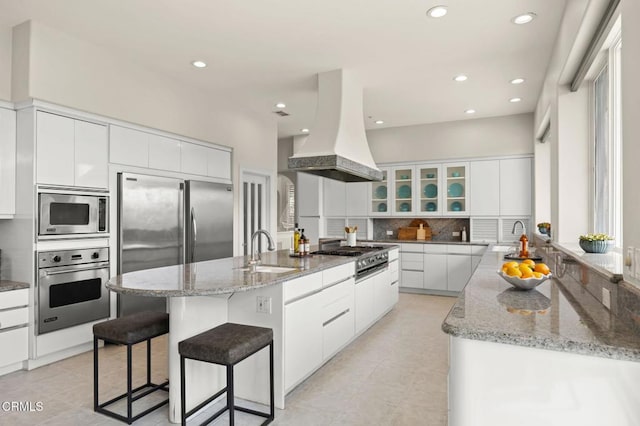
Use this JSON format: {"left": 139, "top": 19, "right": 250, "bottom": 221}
{"left": 93, "top": 311, "right": 170, "bottom": 424}
{"left": 179, "top": 322, "right": 274, "bottom": 425}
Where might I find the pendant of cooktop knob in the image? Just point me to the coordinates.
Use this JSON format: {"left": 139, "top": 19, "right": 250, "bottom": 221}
{"left": 52, "top": 255, "right": 61, "bottom": 262}
{"left": 91, "top": 252, "right": 100, "bottom": 259}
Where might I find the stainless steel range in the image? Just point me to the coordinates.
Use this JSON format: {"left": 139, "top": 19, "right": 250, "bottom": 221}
{"left": 313, "top": 245, "right": 389, "bottom": 280}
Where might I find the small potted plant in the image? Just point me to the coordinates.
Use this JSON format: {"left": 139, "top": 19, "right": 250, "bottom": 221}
{"left": 579, "top": 233, "right": 614, "bottom": 253}
{"left": 537, "top": 222, "right": 551, "bottom": 235}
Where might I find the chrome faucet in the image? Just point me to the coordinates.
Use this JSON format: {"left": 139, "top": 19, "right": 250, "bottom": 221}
{"left": 512, "top": 220, "right": 526, "bottom": 235}
{"left": 248, "top": 229, "right": 276, "bottom": 270}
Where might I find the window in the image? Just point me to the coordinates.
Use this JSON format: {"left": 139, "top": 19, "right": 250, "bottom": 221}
{"left": 592, "top": 33, "right": 622, "bottom": 244}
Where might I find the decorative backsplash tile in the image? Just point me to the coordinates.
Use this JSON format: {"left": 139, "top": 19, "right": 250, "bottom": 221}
{"left": 372, "top": 218, "right": 470, "bottom": 242}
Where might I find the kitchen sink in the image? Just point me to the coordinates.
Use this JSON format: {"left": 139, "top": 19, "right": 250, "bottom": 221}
{"left": 236, "top": 265, "right": 300, "bottom": 274}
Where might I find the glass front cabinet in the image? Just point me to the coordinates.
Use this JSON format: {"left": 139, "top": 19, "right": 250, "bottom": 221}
{"left": 392, "top": 166, "right": 415, "bottom": 215}
{"left": 444, "top": 162, "right": 468, "bottom": 215}
{"left": 370, "top": 167, "right": 390, "bottom": 215}
{"left": 417, "top": 165, "right": 442, "bottom": 215}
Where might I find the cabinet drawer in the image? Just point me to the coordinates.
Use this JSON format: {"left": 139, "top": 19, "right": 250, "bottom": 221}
{"left": 322, "top": 278, "right": 354, "bottom": 308}
{"left": 0, "top": 307, "right": 28, "bottom": 330}
{"left": 389, "top": 259, "right": 399, "bottom": 274}
{"left": 284, "top": 273, "right": 322, "bottom": 303}
{"left": 401, "top": 270, "right": 423, "bottom": 288}
{"left": 447, "top": 245, "right": 472, "bottom": 255}
{"left": 401, "top": 252, "right": 423, "bottom": 264}
{"left": 423, "top": 244, "right": 448, "bottom": 254}
{"left": 0, "top": 289, "right": 28, "bottom": 310}
{"left": 322, "top": 294, "right": 354, "bottom": 360}
{"left": 0, "top": 327, "right": 28, "bottom": 367}
{"left": 402, "top": 261, "right": 423, "bottom": 271}
{"left": 322, "top": 263, "right": 355, "bottom": 288}
{"left": 401, "top": 243, "right": 423, "bottom": 253}
{"left": 388, "top": 249, "right": 399, "bottom": 261}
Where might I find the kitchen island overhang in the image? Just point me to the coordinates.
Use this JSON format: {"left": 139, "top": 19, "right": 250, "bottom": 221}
{"left": 106, "top": 246, "right": 399, "bottom": 423}
{"left": 442, "top": 245, "right": 640, "bottom": 426}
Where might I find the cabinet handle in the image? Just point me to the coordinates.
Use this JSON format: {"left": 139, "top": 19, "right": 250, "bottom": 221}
{"left": 323, "top": 308, "right": 350, "bottom": 327}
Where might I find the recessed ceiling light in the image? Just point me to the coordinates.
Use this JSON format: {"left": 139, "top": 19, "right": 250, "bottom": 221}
{"left": 191, "top": 60, "right": 207, "bottom": 68}
{"left": 509, "top": 97, "right": 522, "bottom": 103}
{"left": 275, "top": 102, "right": 286, "bottom": 109}
{"left": 375, "top": 120, "right": 384, "bottom": 125}
{"left": 465, "top": 109, "right": 476, "bottom": 114}
{"left": 510, "top": 78, "right": 525, "bottom": 84}
{"left": 512, "top": 13, "right": 536, "bottom": 25}
{"left": 427, "top": 5, "right": 448, "bottom": 18}
{"left": 453, "top": 74, "right": 468, "bottom": 82}
{"left": 300, "top": 128, "right": 310, "bottom": 133}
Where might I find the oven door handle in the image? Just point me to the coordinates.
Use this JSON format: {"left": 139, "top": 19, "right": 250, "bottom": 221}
{"left": 44, "top": 266, "right": 110, "bottom": 276}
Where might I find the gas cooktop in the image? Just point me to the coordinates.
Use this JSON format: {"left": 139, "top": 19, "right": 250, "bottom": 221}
{"left": 312, "top": 246, "right": 386, "bottom": 256}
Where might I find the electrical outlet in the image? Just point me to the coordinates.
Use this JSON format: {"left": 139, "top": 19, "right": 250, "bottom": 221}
{"left": 256, "top": 296, "right": 272, "bottom": 314}
{"left": 602, "top": 288, "right": 611, "bottom": 310}
{"left": 386, "top": 230, "right": 393, "bottom": 236}
{"left": 452, "top": 231, "right": 460, "bottom": 237}
{"left": 626, "top": 247, "right": 634, "bottom": 276}
{"left": 635, "top": 248, "right": 640, "bottom": 279}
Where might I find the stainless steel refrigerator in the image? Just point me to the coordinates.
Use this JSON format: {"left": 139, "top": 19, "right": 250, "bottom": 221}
{"left": 117, "top": 172, "right": 233, "bottom": 316}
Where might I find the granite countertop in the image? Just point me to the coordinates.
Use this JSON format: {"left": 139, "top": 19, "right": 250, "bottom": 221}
{"left": 325, "top": 238, "right": 485, "bottom": 246}
{"left": 442, "top": 246, "right": 640, "bottom": 362}
{"left": 0, "top": 280, "right": 29, "bottom": 292}
{"left": 107, "top": 246, "right": 398, "bottom": 297}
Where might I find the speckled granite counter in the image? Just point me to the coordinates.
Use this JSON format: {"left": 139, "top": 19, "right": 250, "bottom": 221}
{"left": 322, "top": 238, "right": 485, "bottom": 246}
{"left": 442, "top": 247, "right": 640, "bottom": 362}
{"left": 106, "top": 248, "right": 398, "bottom": 297}
{"left": 0, "top": 280, "right": 29, "bottom": 292}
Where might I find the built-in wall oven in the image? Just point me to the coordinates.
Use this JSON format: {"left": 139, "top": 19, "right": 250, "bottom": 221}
{"left": 37, "top": 248, "right": 110, "bottom": 334}
{"left": 38, "top": 187, "right": 109, "bottom": 237}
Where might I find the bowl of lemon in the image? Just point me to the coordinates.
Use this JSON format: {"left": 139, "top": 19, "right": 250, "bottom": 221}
{"left": 498, "top": 259, "right": 552, "bottom": 290}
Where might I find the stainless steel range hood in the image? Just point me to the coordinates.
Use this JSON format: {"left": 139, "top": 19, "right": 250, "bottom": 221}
{"left": 288, "top": 69, "right": 383, "bottom": 182}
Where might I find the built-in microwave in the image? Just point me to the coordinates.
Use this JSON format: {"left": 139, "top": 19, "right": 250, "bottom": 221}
{"left": 38, "top": 188, "right": 109, "bottom": 236}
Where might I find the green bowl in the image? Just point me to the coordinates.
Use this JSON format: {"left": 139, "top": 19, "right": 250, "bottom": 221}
{"left": 579, "top": 239, "right": 610, "bottom": 253}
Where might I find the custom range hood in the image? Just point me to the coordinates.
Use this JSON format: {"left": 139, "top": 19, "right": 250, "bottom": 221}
{"left": 288, "top": 69, "right": 383, "bottom": 182}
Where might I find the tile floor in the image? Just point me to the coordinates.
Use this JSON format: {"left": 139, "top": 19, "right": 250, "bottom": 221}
{"left": 0, "top": 293, "right": 455, "bottom": 425}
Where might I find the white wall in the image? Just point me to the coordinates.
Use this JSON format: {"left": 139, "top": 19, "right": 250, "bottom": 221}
{"left": 0, "top": 21, "right": 13, "bottom": 101}
{"left": 11, "top": 20, "right": 278, "bottom": 254}
{"left": 621, "top": 0, "right": 640, "bottom": 286}
{"left": 366, "top": 113, "right": 533, "bottom": 164}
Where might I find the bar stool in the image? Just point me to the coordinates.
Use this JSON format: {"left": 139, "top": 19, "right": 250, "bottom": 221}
{"left": 93, "top": 311, "right": 170, "bottom": 424}
{"left": 179, "top": 322, "right": 274, "bottom": 425}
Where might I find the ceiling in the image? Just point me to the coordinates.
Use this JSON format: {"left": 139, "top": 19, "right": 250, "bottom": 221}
{"left": 0, "top": 0, "right": 567, "bottom": 138}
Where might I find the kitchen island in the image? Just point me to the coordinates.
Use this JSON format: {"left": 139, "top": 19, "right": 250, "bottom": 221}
{"left": 107, "top": 246, "right": 399, "bottom": 423}
{"left": 442, "top": 245, "right": 640, "bottom": 426}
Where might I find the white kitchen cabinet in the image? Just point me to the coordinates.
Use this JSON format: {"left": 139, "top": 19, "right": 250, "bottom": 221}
{"left": 36, "top": 112, "right": 75, "bottom": 186}
{"left": 400, "top": 243, "right": 424, "bottom": 289}
{"left": 323, "top": 178, "right": 346, "bottom": 217}
{"left": 321, "top": 278, "right": 355, "bottom": 360}
{"left": 392, "top": 166, "right": 415, "bottom": 215}
{"left": 355, "top": 274, "right": 375, "bottom": 334}
{"left": 0, "top": 288, "right": 29, "bottom": 369}
{"left": 284, "top": 289, "right": 323, "bottom": 391}
{"left": 148, "top": 134, "right": 181, "bottom": 172}
{"left": 447, "top": 245, "right": 472, "bottom": 292}
{"left": 181, "top": 142, "right": 208, "bottom": 176}
{"left": 417, "top": 164, "right": 443, "bottom": 215}
{"left": 37, "top": 112, "right": 108, "bottom": 188}
{"left": 469, "top": 160, "right": 500, "bottom": 216}
{"left": 423, "top": 245, "right": 448, "bottom": 291}
{"left": 297, "top": 173, "right": 322, "bottom": 217}
{"left": 500, "top": 158, "right": 532, "bottom": 216}
{"left": 444, "top": 162, "right": 468, "bottom": 215}
{"left": 0, "top": 108, "right": 16, "bottom": 217}
{"left": 346, "top": 182, "right": 369, "bottom": 217}
{"left": 370, "top": 167, "right": 390, "bottom": 215}
{"left": 74, "top": 120, "right": 108, "bottom": 188}
{"left": 373, "top": 268, "right": 391, "bottom": 318}
{"left": 110, "top": 125, "right": 149, "bottom": 168}
{"left": 207, "top": 148, "right": 231, "bottom": 180}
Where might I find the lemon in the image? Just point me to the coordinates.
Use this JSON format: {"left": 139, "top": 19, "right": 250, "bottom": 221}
{"left": 521, "top": 268, "right": 534, "bottom": 278}
{"left": 522, "top": 259, "right": 536, "bottom": 267}
{"left": 518, "top": 263, "right": 533, "bottom": 274}
{"left": 532, "top": 272, "right": 543, "bottom": 278}
{"left": 506, "top": 266, "right": 522, "bottom": 278}
{"left": 534, "top": 263, "right": 550, "bottom": 275}
{"left": 503, "top": 261, "right": 519, "bottom": 270}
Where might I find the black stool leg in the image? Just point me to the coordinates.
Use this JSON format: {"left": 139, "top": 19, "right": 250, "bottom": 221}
{"left": 146, "top": 338, "right": 152, "bottom": 386}
{"left": 227, "top": 365, "right": 235, "bottom": 426}
{"left": 127, "top": 343, "right": 133, "bottom": 424}
{"left": 181, "top": 356, "right": 186, "bottom": 426}
{"left": 93, "top": 337, "right": 99, "bottom": 411}
{"left": 269, "top": 341, "right": 275, "bottom": 421}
